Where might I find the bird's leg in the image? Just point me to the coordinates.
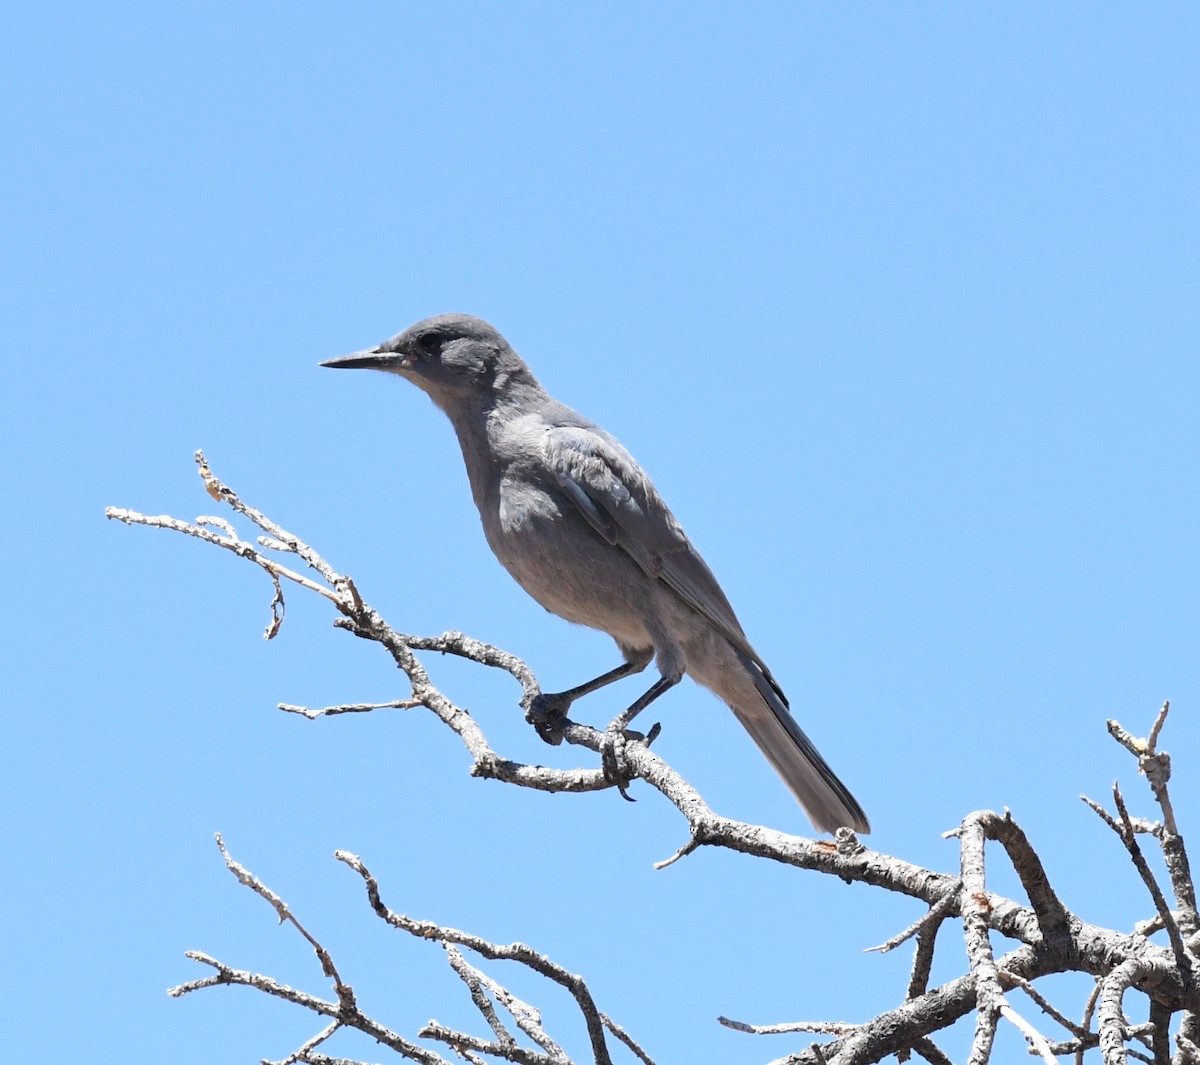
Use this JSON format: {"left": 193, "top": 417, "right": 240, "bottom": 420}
{"left": 602, "top": 672, "right": 681, "bottom": 801}
{"left": 526, "top": 656, "right": 650, "bottom": 745}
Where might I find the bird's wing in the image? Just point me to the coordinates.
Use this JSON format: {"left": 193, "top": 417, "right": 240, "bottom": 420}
{"left": 545, "top": 423, "right": 787, "bottom": 702}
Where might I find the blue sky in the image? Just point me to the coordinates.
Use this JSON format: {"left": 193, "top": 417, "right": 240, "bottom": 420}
{"left": 6, "top": 4, "right": 1199, "bottom": 1062}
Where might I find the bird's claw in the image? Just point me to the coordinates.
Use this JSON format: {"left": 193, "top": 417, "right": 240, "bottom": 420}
{"left": 601, "top": 725, "right": 642, "bottom": 801}
{"left": 525, "top": 691, "right": 573, "bottom": 745}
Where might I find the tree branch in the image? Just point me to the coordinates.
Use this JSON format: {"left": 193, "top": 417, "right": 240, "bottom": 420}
{"left": 110, "top": 453, "right": 1200, "bottom": 1064}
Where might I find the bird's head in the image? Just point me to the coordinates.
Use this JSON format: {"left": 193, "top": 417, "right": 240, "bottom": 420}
{"left": 321, "top": 313, "right": 537, "bottom": 411}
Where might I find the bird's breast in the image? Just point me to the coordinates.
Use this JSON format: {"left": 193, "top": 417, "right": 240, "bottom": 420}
{"left": 484, "top": 474, "right": 653, "bottom": 646}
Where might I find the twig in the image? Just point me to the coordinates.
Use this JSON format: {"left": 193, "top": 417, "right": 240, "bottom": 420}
{"left": 1077, "top": 978, "right": 1104, "bottom": 1065}
{"left": 105, "top": 505, "right": 341, "bottom": 617}
{"left": 1002, "top": 969, "right": 1086, "bottom": 1037}
{"left": 911, "top": 1038, "right": 955, "bottom": 1065}
{"left": 1109, "top": 708, "right": 1198, "bottom": 935}
{"left": 267, "top": 1020, "right": 339, "bottom": 1065}
{"left": 1046, "top": 1022, "right": 1157, "bottom": 1057}
{"left": 717, "top": 1017, "right": 858, "bottom": 1035}
{"left": 279, "top": 699, "right": 422, "bottom": 718}
{"left": 444, "top": 946, "right": 516, "bottom": 1048}
{"left": 195, "top": 450, "right": 345, "bottom": 591}
{"left": 417, "top": 1024, "right": 561, "bottom": 1065}
{"left": 445, "top": 946, "right": 566, "bottom": 1061}
{"left": 999, "top": 1002, "right": 1058, "bottom": 1064}
{"left": 868, "top": 879, "right": 962, "bottom": 955}
{"left": 303, "top": 1056, "right": 389, "bottom": 1065}
{"left": 1086, "top": 786, "right": 1193, "bottom": 982}
{"left": 1111, "top": 707, "right": 1199, "bottom": 938}
{"left": 213, "top": 833, "right": 348, "bottom": 989}
{"left": 906, "top": 920, "right": 941, "bottom": 1003}
{"left": 168, "top": 837, "right": 656, "bottom": 1064}
{"left": 168, "top": 951, "right": 445, "bottom": 1064}
{"left": 599, "top": 1013, "right": 656, "bottom": 1065}
{"left": 336, "top": 850, "right": 622, "bottom": 1065}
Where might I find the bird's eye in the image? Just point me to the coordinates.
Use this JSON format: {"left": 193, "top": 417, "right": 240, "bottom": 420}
{"left": 413, "top": 332, "right": 444, "bottom": 359}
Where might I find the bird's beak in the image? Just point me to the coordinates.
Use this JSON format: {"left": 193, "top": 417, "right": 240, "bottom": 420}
{"left": 320, "top": 347, "right": 404, "bottom": 371}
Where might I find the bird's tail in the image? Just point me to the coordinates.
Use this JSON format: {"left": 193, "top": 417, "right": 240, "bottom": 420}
{"left": 728, "top": 651, "right": 870, "bottom": 835}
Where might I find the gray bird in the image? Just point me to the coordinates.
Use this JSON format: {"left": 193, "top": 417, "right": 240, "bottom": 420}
{"left": 322, "top": 313, "right": 869, "bottom": 834}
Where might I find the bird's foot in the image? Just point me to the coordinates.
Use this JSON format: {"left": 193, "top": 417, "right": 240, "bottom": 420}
{"left": 601, "top": 724, "right": 642, "bottom": 801}
{"left": 525, "top": 691, "right": 573, "bottom": 746}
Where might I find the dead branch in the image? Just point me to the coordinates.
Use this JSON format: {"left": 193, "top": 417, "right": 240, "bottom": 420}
{"left": 170, "top": 835, "right": 647, "bottom": 1065}
{"left": 110, "top": 453, "right": 1200, "bottom": 1064}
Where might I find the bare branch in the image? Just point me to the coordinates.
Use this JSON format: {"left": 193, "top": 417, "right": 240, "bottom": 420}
{"left": 267, "top": 1020, "right": 339, "bottom": 1065}
{"left": 279, "top": 699, "right": 422, "bottom": 718}
{"left": 1002, "top": 969, "right": 1086, "bottom": 1038}
{"left": 212, "top": 833, "right": 347, "bottom": 994}
{"left": 444, "top": 946, "right": 517, "bottom": 1049}
{"left": 998, "top": 1002, "right": 1057, "bottom": 1064}
{"left": 906, "top": 919, "right": 941, "bottom": 1004}
{"left": 417, "top": 1024, "right": 561, "bottom": 1065}
{"left": 1047, "top": 1022, "right": 1158, "bottom": 1058}
{"left": 195, "top": 451, "right": 345, "bottom": 591}
{"left": 1090, "top": 785, "right": 1194, "bottom": 984}
{"left": 717, "top": 1016, "right": 858, "bottom": 1036}
{"left": 867, "top": 880, "right": 961, "bottom": 955}
{"left": 336, "top": 850, "right": 623, "bottom": 1065}
{"left": 1147, "top": 702, "right": 1171, "bottom": 757}
{"left": 444, "top": 946, "right": 567, "bottom": 1061}
{"left": 598, "top": 1014, "right": 656, "bottom": 1065}
{"left": 910, "top": 1038, "right": 955, "bottom": 1065}
{"left": 1148, "top": 1000, "right": 1172, "bottom": 1065}
{"left": 1099, "top": 958, "right": 1161, "bottom": 1065}
{"left": 168, "top": 950, "right": 446, "bottom": 1065}
{"left": 105, "top": 504, "right": 342, "bottom": 620}
{"left": 956, "top": 814, "right": 1005, "bottom": 1064}
{"left": 1078, "top": 979, "right": 1105, "bottom": 1065}
{"left": 110, "top": 457, "right": 1200, "bottom": 1064}
{"left": 169, "top": 838, "right": 655, "bottom": 1064}
{"left": 1115, "top": 786, "right": 1192, "bottom": 978}
{"left": 302, "top": 1056, "right": 386, "bottom": 1065}
{"left": 799, "top": 948, "right": 1035, "bottom": 1065}
{"left": 1108, "top": 709, "right": 1198, "bottom": 936}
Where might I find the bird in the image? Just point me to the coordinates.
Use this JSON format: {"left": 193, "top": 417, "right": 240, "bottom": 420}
{"left": 321, "top": 313, "right": 869, "bottom": 834}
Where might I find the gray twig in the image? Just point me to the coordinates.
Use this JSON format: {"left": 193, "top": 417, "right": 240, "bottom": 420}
{"left": 336, "top": 850, "right": 631, "bottom": 1065}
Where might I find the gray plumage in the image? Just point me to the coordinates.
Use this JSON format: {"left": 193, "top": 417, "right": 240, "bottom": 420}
{"left": 322, "top": 313, "right": 869, "bottom": 834}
